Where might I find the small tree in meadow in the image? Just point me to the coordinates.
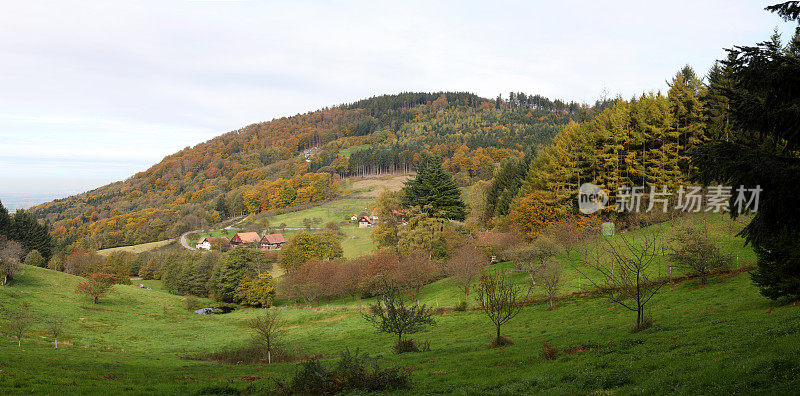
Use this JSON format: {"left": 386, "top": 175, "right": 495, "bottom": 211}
{"left": 9, "top": 303, "right": 31, "bottom": 347}
{"left": 248, "top": 309, "right": 284, "bottom": 364}
{"left": 364, "top": 284, "right": 436, "bottom": 353}
{"left": 582, "top": 229, "right": 666, "bottom": 331}
{"left": 535, "top": 259, "right": 563, "bottom": 310}
{"left": 669, "top": 225, "right": 729, "bottom": 285}
{"left": 474, "top": 269, "right": 528, "bottom": 347}
{"left": 443, "top": 246, "right": 487, "bottom": 304}
{"left": 46, "top": 314, "right": 65, "bottom": 349}
{"left": 0, "top": 239, "right": 24, "bottom": 286}
{"left": 75, "top": 273, "right": 116, "bottom": 304}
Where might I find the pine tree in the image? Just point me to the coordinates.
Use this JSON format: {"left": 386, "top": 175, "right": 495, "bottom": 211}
{"left": 0, "top": 200, "right": 10, "bottom": 237}
{"left": 402, "top": 157, "right": 466, "bottom": 221}
{"left": 692, "top": 8, "right": 800, "bottom": 300}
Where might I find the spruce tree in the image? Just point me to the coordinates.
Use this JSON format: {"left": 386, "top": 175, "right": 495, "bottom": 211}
{"left": 403, "top": 156, "right": 467, "bottom": 221}
{"left": 692, "top": 5, "right": 800, "bottom": 300}
{"left": 0, "top": 200, "right": 10, "bottom": 237}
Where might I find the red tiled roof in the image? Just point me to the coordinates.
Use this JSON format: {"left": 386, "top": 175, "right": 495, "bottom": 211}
{"left": 232, "top": 232, "right": 261, "bottom": 244}
{"left": 261, "top": 233, "right": 286, "bottom": 244}
{"left": 209, "top": 237, "right": 230, "bottom": 244}
{"left": 197, "top": 237, "right": 208, "bottom": 244}
{"left": 359, "top": 216, "right": 372, "bottom": 224}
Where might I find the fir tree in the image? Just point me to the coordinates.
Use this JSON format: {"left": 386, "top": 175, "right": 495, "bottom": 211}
{"left": 0, "top": 200, "right": 10, "bottom": 237}
{"left": 402, "top": 156, "right": 467, "bottom": 221}
{"left": 692, "top": 6, "right": 800, "bottom": 300}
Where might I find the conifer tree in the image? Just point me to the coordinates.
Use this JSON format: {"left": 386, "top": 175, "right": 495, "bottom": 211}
{"left": 692, "top": 7, "right": 800, "bottom": 300}
{"left": 402, "top": 156, "right": 466, "bottom": 221}
{"left": 0, "top": 200, "right": 10, "bottom": 237}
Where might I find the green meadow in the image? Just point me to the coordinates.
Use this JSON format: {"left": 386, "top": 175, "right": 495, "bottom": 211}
{"left": 1, "top": 213, "right": 798, "bottom": 394}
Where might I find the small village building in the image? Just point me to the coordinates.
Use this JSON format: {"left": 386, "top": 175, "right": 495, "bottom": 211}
{"left": 230, "top": 232, "right": 261, "bottom": 247}
{"left": 371, "top": 208, "right": 379, "bottom": 221}
{"left": 358, "top": 216, "right": 372, "bottom": 228}
{"left": 196, "top": 236, "right": 230, "bottom": 250}
{"left": 350, "top": 214, "right": 358, "bottom": 221}
{"left": 196, "top": 237, "right": 211, "bottom": 250}
{"left": 260, "top": 233, "right": 287, "bottom": 251}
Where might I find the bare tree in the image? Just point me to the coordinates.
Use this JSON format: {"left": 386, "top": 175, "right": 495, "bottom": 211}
{"left": 535, "top": 259, "right": 563, "bottom": 310}
{"left": 474, "top": 269, "right": 528, "bottom": 347}
{"left": 0, "top": 239, "right": 24, "bottom": 286}
{"left": 443, "top": 246, "right": 487, "bottom": 304}
{"left": 363, "top": 284, "right": 436, "bottom": 352}
{"left": 513, "top": 237, "right": 558, "bottom": 286}
{"left": 46, "top": 314, "right": 65, "bottom": 349}
{"left": 582, "top": 228, "right": 666, "bottom": 331}
{"left": 248, "top": 310, "right": 283, "bottom": 363}
{"left": 668, "top": 225, "right": 729, "bottom": 285}
{"left": 10, "top": 303, "right": 31, "bottom": 347}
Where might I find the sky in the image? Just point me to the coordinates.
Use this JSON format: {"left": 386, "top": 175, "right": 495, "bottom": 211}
{"left": 0, "top": 0, "right": 794, "bottom": 210}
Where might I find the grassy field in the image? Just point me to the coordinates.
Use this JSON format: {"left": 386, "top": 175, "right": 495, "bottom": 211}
{"left": 3, "top": 214, "right": 796, "bottom": 394}
{"left": 96, "top": 240, "right": 176, "bottom": 256}
{"left": 265, "top": 198, "right": 373, "bottom": 228}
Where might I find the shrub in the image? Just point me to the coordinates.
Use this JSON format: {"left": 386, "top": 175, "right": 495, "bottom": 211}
{"left": 393, "top": 339, "right": 419, "bottom": 354}
{"left": 540, "top": 341, "right": 559, "bottom": 360}
{"left": 188, "top": 338, "right": 305, "bottom": 365}
{"left": 24, "top": 250, "right": 46, "bottom": 267}
{"left": 490, "top": 335, "right": 514, "bottom": 349}
{"left": 453, "top": 301, "right": 467, "bottom": 311}
{"left": 277, "top": 349, "right": 410, "bottom": 395}
{"left": 184, "top": 296, "right": 202, "bottom": 312}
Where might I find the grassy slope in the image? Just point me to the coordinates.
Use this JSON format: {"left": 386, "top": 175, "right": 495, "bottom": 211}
{"left": 2, "top": 265, "right": 799, "bottom": 394}
{"left": 96, "top": 240, "right": 176, "bottom": 256}
{"left": 2, "top": 214, "right": 796, "bottom": 394}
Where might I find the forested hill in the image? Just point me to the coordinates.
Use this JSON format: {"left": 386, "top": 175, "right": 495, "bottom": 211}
{"left": 29, "top": 92, "right": 608, "bottom": 251}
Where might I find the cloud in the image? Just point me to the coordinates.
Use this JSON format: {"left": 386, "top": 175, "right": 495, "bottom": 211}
{"left": 0, "top": 0, "right": 794, "bottom": 198}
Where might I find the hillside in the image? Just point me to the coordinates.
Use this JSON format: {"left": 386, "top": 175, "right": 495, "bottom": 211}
{"left": 1, "top": 217, "right": 798, "bottom": 394}
{"left": 27, "top": 92, "right": 606, "bottom": 251}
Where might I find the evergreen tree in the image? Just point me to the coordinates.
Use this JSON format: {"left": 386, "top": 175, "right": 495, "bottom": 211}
{"left": 10, "top": 209, "right": 53, "bottom": 261}
{"left": 668, "top": 65, "right": 708, "bottom": 177}
{"left": 402, "top": 156, "right": 466, "bottom": 221}
{"left": 692, "top": 5, "right": 800, "bottom": 300}
{"left": 0, "top": 200, "right": 10, "bottom": 237}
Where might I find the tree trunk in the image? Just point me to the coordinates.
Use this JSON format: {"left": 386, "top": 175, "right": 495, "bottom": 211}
{"left": 93, "top": 296, "right": 99, "bottom": 304}
{"left": 496, "top": 325, "right": 501, "bottom": 341}
{"left": 268, "top": 349, "right": 271, "bottom": 364}
{"left": 18, "top": 338, "right": 21, "bottom": 347}
{"left": 55, "top": 337, "right": 58, "bottom": 349}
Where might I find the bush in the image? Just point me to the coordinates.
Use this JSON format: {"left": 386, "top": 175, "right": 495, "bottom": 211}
{"left": 188, "top": 338, "right": 305, "bottom": 364}
{"left": 24, "top": 250, "right": 46, "bottom": 267}
{"left": 490, "top": 336, "right": 514, "bottom": 349}
{"left": 184, "top": 296, "right": 202, "bottom": 312}
{"left": 393, "top": 339, "right": 419, "bottom": 354}
{"left": 277, "top": 349, "right": 410, "bottom": 395}
{"left": 453, "top": 301, "right": 467, "bottom": 311}
{"left": 540, "top": 341, "right": 559, "bottom": 360}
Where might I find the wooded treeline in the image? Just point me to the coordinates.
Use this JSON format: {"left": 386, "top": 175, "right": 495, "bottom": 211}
{"left": 29, "top": 91, "right": 603, "bottom": 251}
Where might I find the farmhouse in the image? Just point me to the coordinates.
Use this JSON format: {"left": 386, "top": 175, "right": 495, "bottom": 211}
{"left": 196, "top": 237, "right": 211, "bottom": 250}
{"left": 358, "top": 216, "right": 372, "bottom": 228}
{"left": 230, "top": 232, "right": 261, "bottom": 247}
{"left": 350, "top": 214, "right": 358, "bottom": 221}
{"left": 260, "top": 233, "right": 287, "bottom": 251}
{"left": 196, "top": 236, "right": 230, "bottom": 250}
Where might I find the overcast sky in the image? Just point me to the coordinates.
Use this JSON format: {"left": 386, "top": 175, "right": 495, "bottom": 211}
{"left": 0, "top": 0, "right": 794, "bottom": 209}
